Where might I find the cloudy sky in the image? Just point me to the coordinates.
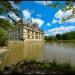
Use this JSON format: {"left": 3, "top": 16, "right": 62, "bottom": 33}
{"left": 1, "top": 1, "right": 75, "bottom": 36}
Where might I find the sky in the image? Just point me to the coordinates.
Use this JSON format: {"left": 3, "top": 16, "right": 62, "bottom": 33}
{"left": 0, "top": 1, "right": 75, "bottom": 36}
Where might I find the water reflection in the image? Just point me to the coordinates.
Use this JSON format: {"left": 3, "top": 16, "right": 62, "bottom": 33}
{"left": 0, "top": 41, "right": 75, "bottom": 70}
{"left": 0, "top": 42, "right": 44, "bottom": 70}
{"left": 23, "top": 42, "right": 44, "bottom": 60}
{"left": 43, "top": 42, "right": 75, "bottom": 64}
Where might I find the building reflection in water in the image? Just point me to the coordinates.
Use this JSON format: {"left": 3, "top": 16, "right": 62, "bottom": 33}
{"left": 0, "top": 42, "right": 45, "bottom": 70}
{"left": 23, "top": 42, "right": 44, "bottom": 61}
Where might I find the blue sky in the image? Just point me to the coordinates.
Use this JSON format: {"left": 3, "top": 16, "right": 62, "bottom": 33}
{"left": 1, "top": 1, "right": 75, "bottom": 36}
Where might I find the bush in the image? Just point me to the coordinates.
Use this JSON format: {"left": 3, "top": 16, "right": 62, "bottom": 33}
{"left": 0, "top": 27, "right": 8, "bottom": 46}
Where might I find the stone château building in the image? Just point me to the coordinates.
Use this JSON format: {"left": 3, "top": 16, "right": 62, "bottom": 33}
{"left": 8, "top": 20, "right": 44, "bottom": 42}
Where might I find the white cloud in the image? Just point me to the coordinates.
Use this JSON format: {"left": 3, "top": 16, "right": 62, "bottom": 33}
{"left": 0, "top": 15, "right": 7, "bottom": 19}
{"left": 64, "top": 9, "right": 72, "bottom": 18}
{"left": 58, "top": 19, "right": 62, "bottom": 24}
{"left": 8, "top": 12, "right": 20, "bottom": 21}
{"left": 55, "top": 10, "right": 64, "bottom": 19}
{"left": 47, "top": 22, "right": 51, "bottom": 26}
{"left": 0, "top": 15, "right": 15, "bottom": 23}
{"left": 22, "top": 9, "right": 45, "bottom": 27}
{"left": 55, "top": 9, "right": 72, "bottom": 19}
{"left": 65, "top": 18, "right": 75, "bottom": 23}
{"left": 9, "top": 1, "right": 19, "bottom": 9}
{"left": 46, "top": 1, "right": 52, "bottom": 5}
{"left": 22, "top": 10, "right": 31, "bottom": 19}
{"left": 31, "top": 17, "right": 44, "bottom": 27}
{"left": 36, "top": 14, "right": 42, "bottom": 18}
{"left": 52, "top": 19, "right": 58, "bottom": 23}
{"left": 44, "top": 31, "right": 50, "bottom": 36}
{"left": 48, "top": 26, "right": 75, "bottom": 35}
{"left": 35, "top": 1, "right": 52, "bottom": 6}
{"left": 54, "top": 9, "right": 73, "bottom": 24}
{"left": 52, "top": 18, "right": 62, "bottom": 24}
{"left": 35, "top": 1, "right": 46, "bottom": 6}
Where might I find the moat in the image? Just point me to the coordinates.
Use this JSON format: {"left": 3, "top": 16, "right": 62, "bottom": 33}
{"left": 0, "top": 41, "right": 75, "bottom": 70}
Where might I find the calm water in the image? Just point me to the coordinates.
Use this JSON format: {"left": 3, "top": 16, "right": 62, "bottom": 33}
{"left": 0, "top": 41, "right": 75, "bottom": 69}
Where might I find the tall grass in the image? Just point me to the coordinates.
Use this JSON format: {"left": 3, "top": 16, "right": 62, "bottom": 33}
{"left": 0, "top": 59, "right": 75, "bottom": 74}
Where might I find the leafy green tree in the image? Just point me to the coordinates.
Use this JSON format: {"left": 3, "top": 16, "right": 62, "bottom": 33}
{"left": 61, "top": 33, "right": 68, "bottom": 40}
{"left": 0, "top": 18, "right": 13, "bottom": 30}
{"left": 0, "top": 27, "right": 8, "bottom": 46}
{"left": 0, "top": 1, "right": 21, "bottom": 16}
{"left": 55, "top": 34, "right": 61, "bottom": 40}
{"left": 57, "top": 31, "right": 75, "bottom": 40}
{"left": 0, "top": 1, "right": 21, "bottom": 46}
{"left": 0, "top": 1, "right": 22, "bottom": 24}
{"left": 46, "top": 1, "right": 75, "bottom": 22}
{"left": 45, "top": 36, "right": 55, "bottom": 41}
{"left": 65, "top": 31, "right": 75, "bottom": 40}
{"left": 0, "top": 18, "right": 13, "bottom": 46}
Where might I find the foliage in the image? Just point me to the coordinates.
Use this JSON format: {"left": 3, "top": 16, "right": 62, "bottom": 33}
{"left": 0, "top": 18, "right": 13, "bottom": 30}
{"left": 0, "top": 1, "right": 21, "bottom": 46}
{"left": 61, "top": 31, "right": 75, "bottom": 40}
{"left": 0, "top": 27, "right": 8, "bottom": 46}
{"left": 46, "top": 1, "right": 75, "bottom": 22}
{"left": 55, "top": 34, "right": 61, "bottom": 40}
{"left": 1, "top": 59, "right": 75, "bottom": 74}
{"left": 0, "top": 18, "right": 14, "bottom": 46}
{"left": 0, "top": 1, "right": 21, "bottom": 16}
{"left": 45, "top": 31, "right": 75, "bottom": 41}
{"left": 45, "top": 36, "right": 55, "bottom": 41}
{"left": 0, "top": 1, "right": 22, "bottom": 24}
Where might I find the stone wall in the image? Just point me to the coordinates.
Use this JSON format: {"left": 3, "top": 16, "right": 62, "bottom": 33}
{"left": 8, "top": 25, "right": 44, "bottom": 42}
{"left": 22, "top": 26, "right": 44, "bottom": 42}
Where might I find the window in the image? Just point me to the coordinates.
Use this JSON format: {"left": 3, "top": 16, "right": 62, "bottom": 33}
{"left": 35, "top": 32, "right": 38, "bottom": 35}
{"left": 36, "top": 36, "right": 38, "bottom": 39}
{"left": 32, "top": 36, "right": 34, "bottom": 39}
{"left": 20, "top": 29, "right": 23, "bottom": 33}
{"left": 28, "top": 35, "right": 30, "bottom": 38}
{"left": 32, "top": 31, "right": 33, "bottom": 34}
{"left": 28, "top": 30, "right": 29, "bottom": 34}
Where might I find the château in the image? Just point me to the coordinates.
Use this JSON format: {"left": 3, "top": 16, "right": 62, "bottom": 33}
{"left": 8, "top": 20, "right": 44, "bottom": 42}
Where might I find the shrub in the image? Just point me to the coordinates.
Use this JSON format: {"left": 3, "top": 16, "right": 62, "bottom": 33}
{"left": 0, "top": 27, "right": 8, "bottom": 46}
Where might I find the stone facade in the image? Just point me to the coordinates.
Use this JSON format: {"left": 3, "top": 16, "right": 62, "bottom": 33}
{"left": 8, "top": 21, "right": 44, "bottom": 42}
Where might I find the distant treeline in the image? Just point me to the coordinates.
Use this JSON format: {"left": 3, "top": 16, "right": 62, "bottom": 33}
{"left": 45, "top": 31, "right": 75, "bottom": 41}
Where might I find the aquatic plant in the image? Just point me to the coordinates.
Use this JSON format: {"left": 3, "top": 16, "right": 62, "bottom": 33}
{"left": 0, "top": 59, "right": 75, "bottom": 74}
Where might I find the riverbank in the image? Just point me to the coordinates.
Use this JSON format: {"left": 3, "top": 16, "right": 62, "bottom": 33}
{"left": 0, "top": 46, "right": 7, "bottom": 53}
{"left": 0, "top": 59, "right": 75, "bottom": 74}
{"left": 45, "top": 40, "right": 75, "bottom": 44}
{"left": 57, "top": 40, "right": 75, "bottom": 42}
{"left": 0, "top": 46, "right": 7, "bottom": 64}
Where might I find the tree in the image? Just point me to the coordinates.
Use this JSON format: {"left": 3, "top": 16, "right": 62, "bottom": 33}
{"left": 45, "top": 36, "right": 55, "bottom": 41}
{"left": 0, "top": 1, "right": 21, "bottom": 16}
{"left": 0, "top": 1, "right": 21, "bottom": 46}
{"left": 0, "top": 18, "right": 14, "bottom": 46}
{"left": 55, "top": 34, "right": 61, "bottom": 40}
{"left": 0, "top": 27, "right": 8, "bottom": 46}
{"left": 46, "top": 1, "right": 75, "bottom": 22}
{"left": 0, "top": 18, "right": 13, "bottom": 30}
{"left": 61, "top": 33, "right": 68, "bottom": 40}
{"left": 0, "top": 1, "right": 22, "bottom": 24}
